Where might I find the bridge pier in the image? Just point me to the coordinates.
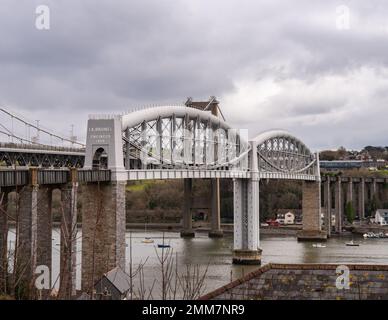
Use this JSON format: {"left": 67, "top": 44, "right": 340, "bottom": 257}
{"left": 0, "top": 188, "right": 9, "bottom": 294}
{"left": 36, "top": 187, "right": 53, "bottom": 284}
{"left": 358, "top": 178, "right": 365, "bottom": 220}
{"left": 334, "top": 177, "right": 343, "bottom": 233}
{"left": 81, "top": 181, "right": 126, "bottom": 293}
{"left": 346, "top": 177, "right": 354, "bottom": 218}
{"left": 297, "top": 181, "right": 327, "bottom": 241}
{"left": 17, "top": 180, "right": 53, "bottom": 298}
{"left": 58, "top": 172, "right": 78, "bottom": 299}
{"left": 209, "top": 178, "right": 223, "bottom": 238}
{"left": 180, "top": 178, "right": 195, "bottom": 238}
{"left": 17, "top": 185, "right": 38, "bottom": 289}
{"left": 323, "top": 178, "right": 331, "bottom": 237}
{"left": 372, "top": 178, "right": 377, "bottom": 199}
{"left": 232, "top": 178, "right": 261, "bottom": 265}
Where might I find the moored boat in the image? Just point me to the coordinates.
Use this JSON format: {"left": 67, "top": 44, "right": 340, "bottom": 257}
{"left": 142, "top": 237, "right": 154, "bottom": 244}
{"left": 346, "top": 240, "right": 360, "bottom": 246}
{"left": 363, "top": 232, "right": 388, "bottom": 239}
{"left": 157, "top": 244, "right": 171, "bottom": 248}
{"left": 312, "top": 243, "right": 326, "bottom": 248}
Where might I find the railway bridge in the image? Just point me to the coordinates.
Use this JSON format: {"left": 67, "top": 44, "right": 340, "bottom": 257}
{"left": 0, "top": 101, "right": 325, "bottom": 297}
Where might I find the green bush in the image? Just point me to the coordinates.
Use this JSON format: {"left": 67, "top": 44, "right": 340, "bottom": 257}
{"left": 345, "top": 201, "right": 355, "bottom": 223}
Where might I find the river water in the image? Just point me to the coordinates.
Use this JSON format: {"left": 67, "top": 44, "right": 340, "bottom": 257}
{"left": 7, "top": 229, "right": 388, "bottom": 298}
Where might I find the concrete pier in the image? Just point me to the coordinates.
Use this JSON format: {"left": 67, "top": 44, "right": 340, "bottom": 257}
{"left": 358, "top": 178, "right": 365, "bottom": 219}
{"left": 209, "top": 178, "right": 223, "bottom": 238}
{"left": 321, "top": 176, "right": 387, "bottom": 225}
{"left": 180, "top": 178, "right": 195, "bottom": 238}
{"left": 334, "top": 178, "right": 343, "bottom": 233}
{"left": 347, "top": 177, "right": 353, "bottom": 207}
{"left": 323, "top": 179, "right": 331, "bottom": 237}
{"left": 233, "top": 178, "right": 261, "bottom": 265}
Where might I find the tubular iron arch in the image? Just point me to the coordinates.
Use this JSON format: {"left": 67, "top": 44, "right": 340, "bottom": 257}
{"left": 121, "top": 105, "right": 249, "bottom": 171}
{"left": 252, "top": 130, "right": 319, "bottom": 179}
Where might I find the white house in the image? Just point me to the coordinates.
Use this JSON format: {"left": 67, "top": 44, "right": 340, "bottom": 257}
{"left": 276, "top": 211, "right": 295, "bottom": 225}
{"left": 284, "top": 212, "right": 295, "bottom": 224}
{"left": 375, "top": 209, "right": 388, "bottom": 226}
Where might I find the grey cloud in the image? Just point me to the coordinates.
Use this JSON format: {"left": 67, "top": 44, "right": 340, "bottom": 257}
{"left": 0, "top": 0, "right": 387, "bottom": 149}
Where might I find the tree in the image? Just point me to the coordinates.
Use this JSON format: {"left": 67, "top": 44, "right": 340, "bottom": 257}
{"left": 366, "top": 195, "right": 379, "bottom": 217}
{"left": 337, "top": 146, "right": 347, "bottom": 159}
{"left": 345, "top": 201, "right": 355, "bottom": 223}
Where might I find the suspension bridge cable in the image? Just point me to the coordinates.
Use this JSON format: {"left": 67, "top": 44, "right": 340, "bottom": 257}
{"left": 0, "top": 129, "right": 43, "bottom": 145}
{"left": 0, "top": 107, "right": 85, "bottom": 147}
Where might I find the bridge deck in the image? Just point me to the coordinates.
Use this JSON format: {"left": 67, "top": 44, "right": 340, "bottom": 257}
{"left": 0, "top": 168, "right": 319, "bottom": 187}
{"left": 0, "top": 169, "right": 111, "bottom": 187}
{"left": 125, "top": 169, "right": 317, "bottom": 181}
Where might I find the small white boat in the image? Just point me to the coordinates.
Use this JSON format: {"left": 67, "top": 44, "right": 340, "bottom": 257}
{"left": 346, "top": 240, "right": 359, "bottom": 246}
{"left": 157, "top": 243, "right": 171, "bottom": 248}
{"left": 312, "top": 243, "right": 326, "bottom": 248}
{"left": 142, "top": 223, "right": 154, "bottom": 243}
{"left": 142, "top": 237, "right": 154, "bottom": 244}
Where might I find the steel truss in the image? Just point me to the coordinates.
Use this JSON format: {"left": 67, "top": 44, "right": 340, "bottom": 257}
{"left": 0, "top": 150, "right": 84, "bottom": 168}
{"left": 122, "top": 107, "right": 249, "bottom": 171}
{"left": 254, "top": 131, "right": 318, "bottom": 178}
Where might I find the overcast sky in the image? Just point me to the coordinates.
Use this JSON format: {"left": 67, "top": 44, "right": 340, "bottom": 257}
{"left": 0, "top": 0, "right": 387, "bottom": 150}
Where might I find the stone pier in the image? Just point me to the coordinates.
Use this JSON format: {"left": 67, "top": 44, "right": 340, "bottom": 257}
{"left": 0, "top": 189, "right": 8, "bottom": 294}
{"left": 36, "top": 186, "right": 52, "bottom": 284}
{"left": 297, "top": 181, "right": 327, "bottom": 241}
{"left": 16, "top": 171, "right": 53, "bottom": 298}
{"left": 17, "top": 184, "right": 38, "bottom": 291}
{"left": 209, "top": 178, "right": 223, "bottom": 238}
{"left": 233, "top": 178, "right": 261, "bottom": 265}
{"left": 81, "top": 181, "right": 126, "bottom": 293}
{"left": 180, "top": 178, "right": 195, "bottom": 238}
{"left": 58, "top": 170, "right": 78, "bottom": 299}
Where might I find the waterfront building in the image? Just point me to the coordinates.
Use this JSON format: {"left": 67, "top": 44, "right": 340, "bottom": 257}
{"left": 375, "top": 209, "right": 388, "bottom": 226}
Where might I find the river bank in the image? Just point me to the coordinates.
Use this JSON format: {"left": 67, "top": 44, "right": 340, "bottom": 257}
{"left": 10, "top": 220, "right": 387, "bottom": 236}
{"left": 351, "top": 224, "right": 388, "bottom": 235}
{"left": 4, "top": 220, "right": 303, "bottom": 236}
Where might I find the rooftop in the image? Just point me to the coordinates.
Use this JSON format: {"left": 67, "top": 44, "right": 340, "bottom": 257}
{"left": 102, "top": 267, "right": 131, "bottom": 294}
{"left": 199, "top": 263, "right": 388, "bottom": 300}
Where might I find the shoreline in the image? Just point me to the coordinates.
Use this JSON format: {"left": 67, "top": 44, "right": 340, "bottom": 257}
{"left": 7, "top": 221, "right": 303, "bottom": 236}
{"left": 8, "top": 220, "right": 386, "bottom": 236}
